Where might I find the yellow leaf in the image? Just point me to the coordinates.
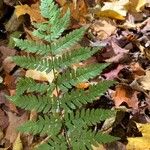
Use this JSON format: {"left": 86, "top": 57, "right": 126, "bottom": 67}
{"left": 13, "top": 133, "right": 23, "bottom": 150}
{"left": 94, "top": 0, "right": 129, "bottom": 20}
{"left": 95, "top": 10, "right": 125, "bottom": 20}
{"left": 25, "top": 69, "right": 55, "bottom": 83}
{"left": 127, "top": 123, "right": 150, "bottom": 150}
{"left": 125, "top": 0, "right": 147, "bottom": 12}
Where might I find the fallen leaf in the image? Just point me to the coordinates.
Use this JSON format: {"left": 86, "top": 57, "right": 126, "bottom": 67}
{"left": 15, "top": 3, "right": 45, "bottom": 22}
{"left": 94, "top": 0, "right": 128, "bottom": 20}
{"left": 105, "top": 41, "right": 128, "bottom": 63}
{"left": 5, "top": 112, "right": 28, "bottom": 143}
{"left": 0, "top": 46, "right": 16, "bottom": 60}
{"left": 130, "top": 62, "right": 145, "bottom": 78}
{"left": 13, "top": 133, "right": 23, "bottom": 150}
{"left": 103, "top": 65, "right": 124, "bottom": 80}
{"left": 60, "top": 0, "right": 88, "bottom": 25}
{"left": 90, "top": 18, "right": 116, "bottom": 40}
{"left": 137, "top": 70, "right": 150, "bottom": 91}
{"left": 92, "top": 144, "right": 106, "bottom": 150}
{"left": 112, "top": 84, "right": 139, "bottom": 109}
{"left": 125, "top": 0, "right": 147, "bottom": 12}
{"left": 3, "top": 57, "right": 16, "bottom": 73}
{"left": 0, "top": 109, "right": 9, "bottom": 130}
{"left": 25, "top": 69, "right": 55, "bottom": 83}
{"left": 127, "top": 123, "right": 150, "bottom": 150}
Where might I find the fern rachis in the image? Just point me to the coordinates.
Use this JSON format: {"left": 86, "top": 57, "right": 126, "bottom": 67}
{"left": 8, "top": 0, "right": 119, "bottom": 149}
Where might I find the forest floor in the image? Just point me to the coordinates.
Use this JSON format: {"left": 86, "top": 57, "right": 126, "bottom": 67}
{"left": 0, "top": 0, "right": 150, "bottom": 149}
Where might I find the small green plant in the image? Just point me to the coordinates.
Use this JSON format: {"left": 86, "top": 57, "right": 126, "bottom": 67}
{"left": 8, "top": 0, "right": 119, "bottom": 149}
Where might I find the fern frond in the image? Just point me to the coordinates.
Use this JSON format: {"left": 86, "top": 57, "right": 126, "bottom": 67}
{"left": 37, "top": 136, "right": 67, "bottom": 150}
{"left": 65, "top": 108, "right": 115, "bottom": 129}
{"left": 13, "top": 38, "right": 51, "bottom": 55}
{"left": 61, "top": 80, "right": 115, "bottom": 110}
{"left": 69, "top": 129, "right": 119, "bottom": 150}
{"left": 18, "top": 115, "right": 62, "bottom": 136}
{"left": 40, "top": 0, "right": 60, "bottom": 21}
{"left": 8, "top": 94, "right": 56, "bottom": 113}
{"left": 16, "top": 77, "right": 55, "bottom": 95}
{"left": 51, "top": 27, "right": 86, "bottom": 55}
{"left": 33, "top": 10, "right": 70, "bottom": 41}
{"left": 58, "top": 63, "right": 109, "bottom": 91}
{"left": 12, "top": 56, "right": 53, "bottom": 73}
{"left": 54, "top": 47, "right": 99, "bottom": 69}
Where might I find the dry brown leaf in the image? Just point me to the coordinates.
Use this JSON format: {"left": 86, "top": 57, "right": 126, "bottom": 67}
{"left": 5, "top": 112, "right": 28, "bottom": 143}
{"left": 60, "top": 0, "right": 88, "bottom": 25}
{"left": 125, "top": 0, "right": 147, "bottom": 12}
{"left": 130, "top": 62, "right": 145, "bottom": 78}
{"left": 0, "top": 109, "right": 9, "bottom": 130}
{"left": 112, "top": 84, "right": 139, "bottom": 108}
{"left": 15, "top": 2, "right": 45, "bottom": 22}
{"left": 91, "top": 18, "right": 116, "bottom": 40}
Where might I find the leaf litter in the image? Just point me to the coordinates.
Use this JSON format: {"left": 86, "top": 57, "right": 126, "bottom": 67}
{"left": 0, "top": 0, "right": 150, "bottom": 149}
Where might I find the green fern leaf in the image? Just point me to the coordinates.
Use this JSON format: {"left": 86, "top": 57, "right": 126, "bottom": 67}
{"left": 65, "top": 108, "right": 116, "bottom": 129}
{"left": 16, "top": 77, "right": 55, "bottom": 95}
{"left": 13, "top": 38, "right": 51, "bottom": 55}
{"left": 12, "top": 56, "right": 53, "bottom": 73}
{"left": 8, "top": 94, "right": 56, "bottom": 113}
{"left": 18, "top": 115, "right": 62, "bottom": 136}
{"left": 37, "top": 136, "right": 67, "bottom": 150}
{"left": 58, "top": 63, "right": 109, "bottom": 91}
{"left": 51, "top": 27, "right": 86, "bottom": 54}
{"left": 40, "top": 0, "right": 60, "bottom": 21}
{"left": 61, "top": 80, "right": 115, "bottom": 110}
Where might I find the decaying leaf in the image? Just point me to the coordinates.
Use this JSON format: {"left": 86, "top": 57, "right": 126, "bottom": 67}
{"left": 112, "top": 84, "right": 139, "bottom": 109}
{"left": 127, "top": 123, "right": 150, "bottom": 150}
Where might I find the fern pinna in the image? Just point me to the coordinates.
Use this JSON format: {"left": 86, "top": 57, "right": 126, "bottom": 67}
{"left": 8, "top": 0, "right": 119, "bottom": 149}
